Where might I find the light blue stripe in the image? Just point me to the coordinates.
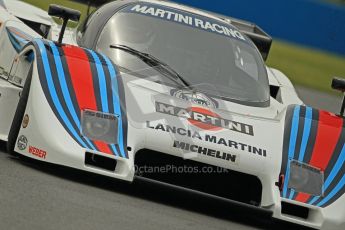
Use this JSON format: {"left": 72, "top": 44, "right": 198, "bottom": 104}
{"left": 317, "top": 174, "right": 345, "bottom": 207}
{"left": 12, "top": 33, "right": 28, "bottom": 44}
{"left": 308, "top": 196, "right": 320, "bottom": 205}
{"left": 34, "top": 39, "right": 88, "bottom": 148}
{"left": 88, "top": 50, "right": 109, "bottom": 113}
{"left": 289, "top": 189, "right": 295, "bottom": 200}
{"left": 283, "top": 106, "right": 301, "bottom": 198}
{"left": 110, "top": 145, "right": 119, "bottom": 157}
{"left": 48, "top": 41, "right": 96, "bottom": 151}
{"left": 6, "top": 27, "right": 32, "bottom": 52}
{"left": 101, "top": 53, "right": 126, "bottom": 158}
{"left": 298, "top": 107, "right": 313, "bottom": 161}
{"left": 311, "top": 143, "right": 345, "bottom": 205}
{"left": 8, "top": 27, "right": 33, "bottom": 41}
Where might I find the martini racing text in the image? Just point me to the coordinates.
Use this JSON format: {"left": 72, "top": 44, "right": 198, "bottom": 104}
{"left": 155, "top": 102, "right": 254, "bottom": 136}
{"left": 129, "top": 4, "right": 246, "bottom": 41}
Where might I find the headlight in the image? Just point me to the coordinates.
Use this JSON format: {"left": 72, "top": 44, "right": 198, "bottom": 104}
{"left": 288, "top": 160, "right": 324, "bottom": 196}
{"left": 81, "top": 110, "right": 118, "bottom": 144}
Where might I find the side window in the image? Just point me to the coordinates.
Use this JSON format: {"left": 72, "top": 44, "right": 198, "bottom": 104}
{"left": 8, "top": 51, "right": 34, "bottom": 87}
{"left": 17, "top": 17, "right": 51, "bottom": 38}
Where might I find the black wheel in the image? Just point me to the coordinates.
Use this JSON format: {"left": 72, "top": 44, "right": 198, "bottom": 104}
{"left": 7, "top": 66, "right": 33, "bottom": 155}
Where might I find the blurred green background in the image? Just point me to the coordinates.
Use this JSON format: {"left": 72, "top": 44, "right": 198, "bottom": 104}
{"left": 22, "top": 0, "right": 345, "bottom": 95}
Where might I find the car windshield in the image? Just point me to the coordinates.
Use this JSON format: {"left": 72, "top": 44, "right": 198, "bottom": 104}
{"left": 96, "top": 3, "right": 270, "bottom": 105}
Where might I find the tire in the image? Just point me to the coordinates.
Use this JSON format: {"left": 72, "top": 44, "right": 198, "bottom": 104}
{"left": 6, "top": 66, "right": 33, "bottom": 155}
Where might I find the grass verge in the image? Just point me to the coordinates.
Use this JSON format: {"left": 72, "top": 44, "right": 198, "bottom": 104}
{"left": 267, "top": 40, "right": 345, "bottom": 94}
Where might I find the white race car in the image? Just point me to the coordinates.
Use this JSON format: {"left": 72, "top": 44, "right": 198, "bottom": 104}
{"left": 0, "top": 0, "right": 344, "bottom": 229}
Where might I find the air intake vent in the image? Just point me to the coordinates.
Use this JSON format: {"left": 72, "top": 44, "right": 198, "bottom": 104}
{"left": 135, "top": 149, "right": 262, "bottom": 206}
{"left": 281, "top": 202, "right": 309, "bottom": 219}
{"left": 85, "top": 152, "right": 117, "bottom": 171}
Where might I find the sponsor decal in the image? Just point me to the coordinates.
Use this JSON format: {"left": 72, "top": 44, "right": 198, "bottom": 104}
{"left": 83, "top": 110, "right": 117, "bottom": 121}
{"left": 22, "top": 114, "right": 29, "bottom": 128}
{"left": 155, "top": 102, "right": 254, "bottom": 135}
{"left": 17, "top": 135, "right": 28, "bottom": 150}
{"left": 81, "top": 109, "right": 119, "bottom": 144}
{"left": 146, "top": 121, "right": 267, "bottom": 157}
{"left": 291, "top": 160, "right": 322, "bottom": 173}
{"left": 128, "top": 4, "right": 246, "bottom": 42}
{"left": 170, "top": 89, "right": 218, "bottom": 108}
{"left": 28, "top": 146, "right": 47, "bottom": 159}
{"left": 173, "top": 140, "right": 237, "bottom": 163}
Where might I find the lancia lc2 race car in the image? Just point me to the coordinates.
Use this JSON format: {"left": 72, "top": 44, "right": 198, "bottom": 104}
{"left": 0, "top": 0, "right": 345, "bottom": 229}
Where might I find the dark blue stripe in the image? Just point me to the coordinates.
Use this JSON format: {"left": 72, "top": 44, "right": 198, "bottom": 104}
{"left": 283, "top": 105, "right": 301, "bottom": 198}
{"left": 87, "top": 50, "right": 109, "bottom": 112}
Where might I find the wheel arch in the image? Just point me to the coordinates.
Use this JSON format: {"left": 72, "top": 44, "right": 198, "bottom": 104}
{"left": 6, "top": 43, "right": 39, "bottom": 153}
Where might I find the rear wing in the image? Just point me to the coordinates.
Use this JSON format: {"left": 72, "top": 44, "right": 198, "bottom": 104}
{"left": 207, "top": 12, "right": 272, "bottom": 61}
{"left": 230, "top": 19, "right": 272, "bottom": 61}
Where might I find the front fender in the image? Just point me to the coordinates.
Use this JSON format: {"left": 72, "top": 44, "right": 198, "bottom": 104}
{"left": 13, "top": 39, "right": 133, "bottom": 180}
{"left": 25, "top": 39, "right": 129, "bottom": 159}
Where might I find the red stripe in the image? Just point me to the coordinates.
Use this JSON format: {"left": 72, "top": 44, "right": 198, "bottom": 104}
{"left": 62, "top": 45, "right": 112, "bottom": 155}
{"left": 295, "top": 192, "right": 310, "bottom": 203}
{"left": 94, "top": 143, "right": 112, "bottom": 155}
{"left": 62, "top": 45, "right": 97, "bottom": 110}
{"left": 93, "top": 142, "right": 113, "bottom": 155}
{"left": 309, "top": 111, "right": 342, "bottom": 170}
{"left": 295, "top": 111, "right": 343, "bottom": 203}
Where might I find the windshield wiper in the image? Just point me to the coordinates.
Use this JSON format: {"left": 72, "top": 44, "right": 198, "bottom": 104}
{"left": 110, "top": 44, "right": 191, "bottom": 88}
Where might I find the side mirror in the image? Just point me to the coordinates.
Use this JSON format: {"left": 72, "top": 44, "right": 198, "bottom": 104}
{"left": 48, "top": 4, "right": 81, "bottom": 44}
{"left": 331, "top": 77, "right": 345, "bottom": 117}
{"left": 332, "top": 78, "right": 345, "bottom": 92}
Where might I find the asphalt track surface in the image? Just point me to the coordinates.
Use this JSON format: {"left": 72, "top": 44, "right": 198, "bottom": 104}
{"left": 0, "top": 87, "right": 341, "bottom": 230}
